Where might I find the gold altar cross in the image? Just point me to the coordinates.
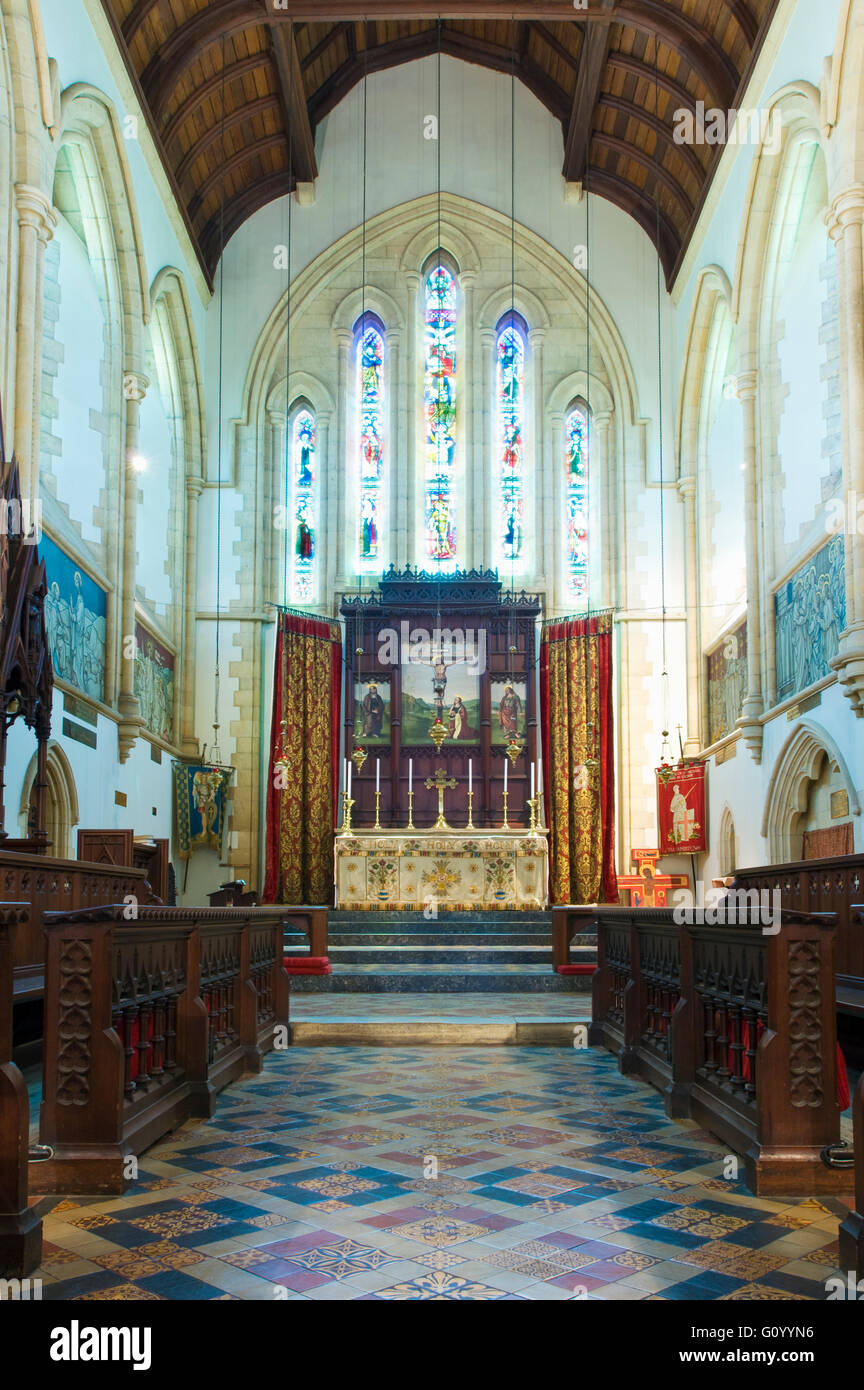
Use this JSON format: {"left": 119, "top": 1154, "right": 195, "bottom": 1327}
{"left": 424, "top": 766, "right": 457, "bottom": 830}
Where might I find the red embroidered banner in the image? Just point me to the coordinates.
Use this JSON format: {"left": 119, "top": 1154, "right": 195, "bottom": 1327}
{"left": 656, "top": 762, "right": 708, "bottom": 855}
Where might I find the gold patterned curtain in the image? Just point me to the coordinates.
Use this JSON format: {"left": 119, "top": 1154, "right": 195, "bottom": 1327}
{"left": 540, "top": 613, "right": 617, "bottom": 905}
{"left": 264, "top": 613, "right": 342, "bottom": 904}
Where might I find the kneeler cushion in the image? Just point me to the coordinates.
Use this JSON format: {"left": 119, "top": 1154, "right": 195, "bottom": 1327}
{"left": 555, "top": 964, "right": 596, "bottom": 976}
{"left": 283, "top": 956, "right": 331, "bottom": 975}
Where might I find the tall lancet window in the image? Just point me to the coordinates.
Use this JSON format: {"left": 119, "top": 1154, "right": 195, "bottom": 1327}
{"left": 356, "top": 315, "right": 385, "bottom": 570}
{"left": 423, "top": 261, "right": 458, "bottom": 562}
{"left": 495, "top": 313, "right": 527, "bottom": 567}
{"left": 565, "top": 401, "right": 589, "bottom": 600}
{"left": 289, "top": 402, "right": 317, "bottom": 603}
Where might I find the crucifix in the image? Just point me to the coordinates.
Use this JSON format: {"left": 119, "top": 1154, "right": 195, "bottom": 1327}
{"left": 424, "top": 766, "right": 457, "bottom": 830}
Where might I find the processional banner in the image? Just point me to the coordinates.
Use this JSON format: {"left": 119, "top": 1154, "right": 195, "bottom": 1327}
{"left": 656, "top": 761, "right": 708, "bottom": 855}
{"left": 173, "top": 762, "right": 232, "bottom": 859}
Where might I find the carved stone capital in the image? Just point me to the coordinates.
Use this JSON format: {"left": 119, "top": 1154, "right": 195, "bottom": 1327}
{"left": 14, "top": 184, "right": 57, "bottom": 242}
{"left": 186, "top": 475, "right": 205, "bottom": 501}
{"left": 825, "top": 185, "right": 864, "bottom": 243}
{"left": 831, "top": 625, "right": 864, "bottom": 716}
{"left": 123, "top": 371, "right": 149, "bottom": 404}
{"left": 734, "top": 370, "right": 758, "bottom": 403}
{"left": 677, "top": 474, "right": 697, "bottom": 502}
{"left": 117, "top": 693, "right": 143, "bottom": 763}
{"left": 735, "top": 702, "right": 763, "bottom": 764}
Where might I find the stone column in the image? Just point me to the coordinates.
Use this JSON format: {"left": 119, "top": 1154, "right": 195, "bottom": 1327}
{"left": 734, "top": 370, "right": 764, "bottom": 762}
{"left": 479, "top": 328, "right": 495, "bottom": 569}
{"left": 528, "top": 328, "right": 545, "bottom": 591}
{"left": 547, "top": 410, "right": 564, "bottom": 612}
{"left": 385, "top": 327, "right": 401, "bottom": 573}
{"left": 593, "top": 410, "right": 613, "bottom": 614}
{"left": 117, "top": 370, "right": 149, "bottom": 762}
{"left": 13, "top": 185, "right": 56, "bottom": 501}
{"left": 826, "top": 186, "right": 864, "bottom": 714}
{"left": 459, "top": 271, "right": 477, "bottom": 569}
{"left": 317, "top": 409, "right": 332, "bottom": 604}
{"left": 677, "top": 473, "right": 702, "bottom": 756}
{"left": 180, "top": 474, "right": 204, "bottom": 758}
{"left": 402, "top": 272, "right": 420, "bottom": 567}
{"left": 333, "top": 329, "right": 352, "bottom": 588}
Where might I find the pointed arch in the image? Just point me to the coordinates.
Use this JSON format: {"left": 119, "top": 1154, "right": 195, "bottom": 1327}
{"left": 355, "top": 311, "right": 386, "bottom": 572}
{"left": 17, "top": 741, "right": 79, "bottom": 859}
{"left": 761, "top": 718, "right": 860, "bottom": 862}
{"left": 423, "top": 255, "right": 460, "bottom": 563}
{"left": 494, "top": 309, "right": 528, "bottom": 571}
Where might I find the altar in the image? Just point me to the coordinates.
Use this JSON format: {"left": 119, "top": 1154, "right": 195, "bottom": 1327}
{"left": 334, "top": 829, "right": 549, "bottom": 911}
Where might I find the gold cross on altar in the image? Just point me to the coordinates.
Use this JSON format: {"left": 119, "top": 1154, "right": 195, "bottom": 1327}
{"left": 424, "top": 766, "right": 457, "bottom": 830}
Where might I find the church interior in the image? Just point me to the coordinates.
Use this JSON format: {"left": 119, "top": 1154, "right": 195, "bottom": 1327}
{"left": 2, "top": 0, "right": 864, "bottom": 1330}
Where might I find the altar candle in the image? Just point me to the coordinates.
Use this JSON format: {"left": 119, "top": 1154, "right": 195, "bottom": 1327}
{"left": 504, "top": 757, "right": 508, "bottom": 794}
{"left": 531, "top": 763, "right": 535, "bottom": 800}
{"left": 409, "top": 758, "right": 413, "bottom": 794}
{"left": 376, "top": 759, "right": 380, "bottom": 793}
{"left": 468, "top": 760, "right": 472, "bottom": 793}
{"left": 347, "top": 759, "right": 352, "bottom": 799}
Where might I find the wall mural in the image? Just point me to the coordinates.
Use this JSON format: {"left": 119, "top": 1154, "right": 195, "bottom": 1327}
{"left": 775, "top": 536, "right": 846, "bottom": 703}
{"left": 135, "top": 621, "right": 175, "bottom": 742}
{"left": 706, "top": 620, "right": 747, "bottom": 745}
{"left": 41, "top": 534, "right": 107, "bottom": 704}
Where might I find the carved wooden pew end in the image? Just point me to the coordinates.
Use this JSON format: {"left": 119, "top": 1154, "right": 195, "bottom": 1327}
{"left": 0, "top": 904, "right": 43, "bottom": 1274}
{"left": 33, "top": 904, "right": 292, "bottom": 1196}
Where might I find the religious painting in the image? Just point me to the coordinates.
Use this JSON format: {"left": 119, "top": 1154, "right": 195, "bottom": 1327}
{"left": 353, "top": 676, "right": 391, "bottom": 746}
{"left": 173, "top": 762, "right": 232, "bottom": 859}
{"left": 491, "top": 677, "right": 527, "bottom": 746}
{"left": 135, "top": 621, "right": 175, "bottom": 743}
{"left": 656, "top": 762, "right": 708, "bottom": 855}
{"left": 775, "top": 536, "right": 846, "bottom": 703}
{"left": 400, "top": 653, "right": 481, "bottom": 745}
{"left": 40, "top": 533, "right": 107, "bottom": 704}
{"left": 707, "top": 620, "right": 747, "bottom": 745}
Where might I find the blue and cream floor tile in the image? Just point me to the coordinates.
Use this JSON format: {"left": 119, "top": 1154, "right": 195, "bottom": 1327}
{"left": 32, "top": 1045, "right": 848, "bottom": 1301}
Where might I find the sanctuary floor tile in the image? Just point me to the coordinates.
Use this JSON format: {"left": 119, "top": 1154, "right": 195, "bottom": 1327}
{"left": 32, "top": 1045, "right": 850, "bottom": 1301}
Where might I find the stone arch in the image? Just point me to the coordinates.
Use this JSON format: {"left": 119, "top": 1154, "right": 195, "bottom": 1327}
{"left": 400, "top": 219, "right": 480, "bottom": 278}
{"left": 761, "top": 718, "right": 860, "bottom": 862}
{"left": 17, "top": 741, "right": 79, "bottom": 858}
{"left": 677, "top": 265, "right": 734, "bottom": 483}
{"left": 477, "top": 283, "right": 551, "bottom": 335}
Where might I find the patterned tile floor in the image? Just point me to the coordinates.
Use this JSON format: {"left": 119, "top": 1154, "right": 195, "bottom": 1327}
{"left": 31, "top": 1046, "right": 851, "bottom": 1301}
{"left": 290, "top": 993, "right": 592, "bottom": 1019}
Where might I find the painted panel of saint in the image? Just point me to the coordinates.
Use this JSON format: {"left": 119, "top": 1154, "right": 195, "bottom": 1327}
{"left": 400, "top": 655, "right": 481, "bottom": 745}
{"left": 40, "top": 534, "right": 107, "bottom": 704}
{"left": 353, "top": 677, "right": 390, "bottom": 745}
{"left": 135, "top": 622, "right": 176, "bottom": 743}
{"left": 491, "top": 678, "right": 527, "bottom": 745}
{"left": 707, "top": 621, "right": 747, "bottom": 745}
{"left": 774, "top": 536, "right": 846, "bottom": 703}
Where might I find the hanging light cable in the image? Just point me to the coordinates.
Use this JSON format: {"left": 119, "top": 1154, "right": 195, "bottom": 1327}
{"left": 281, "top": 19, "right": 294, "bottom": 609}
{"left": 210, "top": 35, "right": 229, "bottom": 770}
{"left": 654, "top": 40, "right": 671, "bottom": 763}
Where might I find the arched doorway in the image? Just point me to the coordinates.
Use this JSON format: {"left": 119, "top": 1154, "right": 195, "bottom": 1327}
{"left": 18, "top": 742, "right": 79, "bottom": 858}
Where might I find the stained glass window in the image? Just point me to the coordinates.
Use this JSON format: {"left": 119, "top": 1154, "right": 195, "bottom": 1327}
{"left": 565, "top": 403, "right": 589, "bottom": 600}
{"left": 424, "top": 263, "right": 457, "bottom": 562}
{"left": 496, "top": 317, "right": 526, "bottom": 565}
{"left": 357, "top": 318, "right": 385, "bottom": 569}
{"left": 290, "top": 404, "right": 316, "bottom": 603}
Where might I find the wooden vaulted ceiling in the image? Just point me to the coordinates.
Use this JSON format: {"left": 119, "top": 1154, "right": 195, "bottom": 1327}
{"left": 100, "top": 1, "right": 779, "bottom": 287}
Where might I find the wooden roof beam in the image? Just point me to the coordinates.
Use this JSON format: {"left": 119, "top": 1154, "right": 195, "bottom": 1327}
{"left": 592, "top": 130, "right": 695, "bottom": 220}
{"left": 141, "top": 0, "right": 263, "bottom": 117}
{"left": 187, "top": 133, "right": 287, "bottom": 222}
{"left": 562, "top": 3, "right": 614, "bottom": 183}
{"left": 597, "top": 92, "right": 706, "bottom": 187}
{"left": 269, "top": 20, "right": 318, "bottom": 183}
{"left": 161, "top": 53, "right": 272, "bottom": 148}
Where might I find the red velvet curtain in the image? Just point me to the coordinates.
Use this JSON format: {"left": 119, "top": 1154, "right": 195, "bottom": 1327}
{"left": 264, "top": 612, "right": 342, "bottom": 904}
{"left": 540, "top": 613, "right": 617, "bottom": 904}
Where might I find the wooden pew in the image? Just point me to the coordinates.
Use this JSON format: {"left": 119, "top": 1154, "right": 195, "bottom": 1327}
{"left": 0, "top": 848, "right": 152, "bottom": 1003}
{"left": 77, "top": 829, "right": 171, "bottom": 907}
{"left": 33, "top": 904, "right": 290, "bottom": 1195}
{"left": 0, "top": 904, "right": 42, "bottom": 1275}
{"left": 731, "top": 854, "right": 864, "bottom": 1017}
{"left": 591, "top": 903, "right": 850, "bottom": 1196}
{"left": 839, "top": 1069, "right": 864, "bottom": 1279}
{"left": 207, "top": 883, "right": 329, "bottom": 959}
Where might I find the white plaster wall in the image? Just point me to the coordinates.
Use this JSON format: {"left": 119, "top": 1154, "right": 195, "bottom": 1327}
{"left": 136, "top": 364, "right": 174, "bottom": 614}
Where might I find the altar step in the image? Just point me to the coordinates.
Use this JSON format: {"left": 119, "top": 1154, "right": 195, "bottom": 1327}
{"left": 285, "top": 908, "right": 596, "bottom": 994}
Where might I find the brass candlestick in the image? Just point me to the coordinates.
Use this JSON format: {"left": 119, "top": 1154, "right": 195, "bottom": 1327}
{"left": 339, "top": 792, "right": 355, "bottom": 834}
{"left": 466, "top": 788, "right": 475, "bottom": 830}
{"left": 526, "top": 796, "right": 538, "bottom": 833}
{"left": 501, "top": 788, "right": 510, "bottom": 830}
{"left": 407, "top": 789, "right": 415, "bottom": 830}
{"left": 374, "top": 790, "right": 382, "bottom": 830}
